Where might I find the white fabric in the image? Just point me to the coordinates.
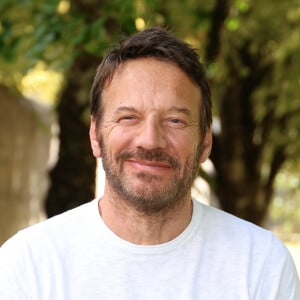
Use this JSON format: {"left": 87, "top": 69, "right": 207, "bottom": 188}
{"left": 0, "top": 199, "right": 299, "bottom": 299}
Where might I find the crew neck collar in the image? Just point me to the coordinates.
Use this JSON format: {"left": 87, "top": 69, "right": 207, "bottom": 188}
{"left": 92, "top": 198, "right": 203, "bottom": 255}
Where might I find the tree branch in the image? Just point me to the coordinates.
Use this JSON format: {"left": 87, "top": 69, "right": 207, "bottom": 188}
{"left": 266, "top": 145, "right": 287, "bottom": 191}
{"left": 205, "top": 0, "right": 230, "bottom": 64}
{"left": 277, "top": 107, "right": 300, "bottom": 128}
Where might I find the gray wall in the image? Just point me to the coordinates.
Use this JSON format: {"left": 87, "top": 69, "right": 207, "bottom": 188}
{"left": 0, "top": 85, "right": 54, "bottom": 244}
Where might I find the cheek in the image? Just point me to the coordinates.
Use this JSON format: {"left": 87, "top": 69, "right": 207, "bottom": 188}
{"left": 102, "top": 125, "right": 134, "bottom": 155}
{"left": 168, "top": 129, "right": 200, "bottom": 155}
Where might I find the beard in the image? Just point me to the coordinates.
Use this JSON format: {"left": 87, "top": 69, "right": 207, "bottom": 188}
{"left": 100, "top": 138, "right": 202, "bottom": 215}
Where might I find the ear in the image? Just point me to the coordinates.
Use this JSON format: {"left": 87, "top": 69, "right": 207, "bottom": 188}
{"left": 89, "top": 116, "right": 102, "bottom": 158}
{"left": 199, "top": 127, "right": 212, "bottom": 164}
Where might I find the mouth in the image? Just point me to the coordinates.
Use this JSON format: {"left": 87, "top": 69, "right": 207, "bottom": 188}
{"left": 125, "top": 159, "right": 173, "bottom": 173}
{"left": 117, "top": 149, "right": 180, "bottom": 174}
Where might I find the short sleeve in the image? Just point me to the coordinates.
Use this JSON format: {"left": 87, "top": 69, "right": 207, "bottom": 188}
{"left": 0, "top": 233, "right": 32, "bottom": 299}
{"left": 254, "top": 234, "right": 300, "bottom": 300}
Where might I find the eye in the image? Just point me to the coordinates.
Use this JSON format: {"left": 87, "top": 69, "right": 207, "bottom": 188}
{"left": 166, "top": 118, "right": 187, "bottom": 128}
{"left": 170, "top": 118, "right": 182, "bottom": 124}
{"left": 118, "top": 115, "right": 140, "bottom": 126}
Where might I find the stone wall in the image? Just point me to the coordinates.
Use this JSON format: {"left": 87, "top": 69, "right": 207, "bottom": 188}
{"left": 0, "top": 85, "right": 54, "bottom": 244}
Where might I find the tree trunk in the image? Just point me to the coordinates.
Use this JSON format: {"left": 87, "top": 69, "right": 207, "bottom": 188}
{"left": 210, "top": 44, "right": 277, "bottom": 225}
{"left": 45, "top": 54, "right": 98, "bottom": 217}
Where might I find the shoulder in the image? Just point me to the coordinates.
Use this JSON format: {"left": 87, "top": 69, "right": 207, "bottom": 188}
{"left": 1, "top": 199, "right": 99, "bottom": 254}
{"left": 194, "top": 200, "right": 290, "bottom": 261}
{"left": 194, "top": 201, "right": 300, "bottom": 297}
{"left": 195, "top": 200, "right": 271, "bottom": 237}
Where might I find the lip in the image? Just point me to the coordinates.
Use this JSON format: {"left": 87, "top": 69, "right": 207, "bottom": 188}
{"left": 125, "top": 159, "right": 172, "bottom": 172}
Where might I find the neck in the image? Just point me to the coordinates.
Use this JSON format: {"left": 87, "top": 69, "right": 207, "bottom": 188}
{"left": 98, "top": 187, "right": 193, "bottom": 245}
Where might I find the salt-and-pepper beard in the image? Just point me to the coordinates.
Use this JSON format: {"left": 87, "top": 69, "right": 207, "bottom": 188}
{"left": 99, "top": 137, "right": 202, "bottom": 215}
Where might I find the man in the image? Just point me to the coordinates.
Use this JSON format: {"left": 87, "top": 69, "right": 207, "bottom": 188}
{"left": 0, "top": 27, "right": 299, "bottom": 299}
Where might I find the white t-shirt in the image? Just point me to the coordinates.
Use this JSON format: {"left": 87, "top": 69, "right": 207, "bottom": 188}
{"left": 0, "top": 199, "right": 299, "bottom": 299}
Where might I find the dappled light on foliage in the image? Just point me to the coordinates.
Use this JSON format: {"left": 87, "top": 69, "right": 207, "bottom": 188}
{"left": 20, "top": 62, "right": 63, "bottom": 104}
{"left": 57, "top": 0, "right": 70, "bottom": 15}
{"left": 0, "top": 0, "right": 300, "bottom": 231}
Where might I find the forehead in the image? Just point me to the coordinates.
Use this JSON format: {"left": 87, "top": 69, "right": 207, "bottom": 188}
{"left": 102, "top": 58, "right": 201, "bottom": 114}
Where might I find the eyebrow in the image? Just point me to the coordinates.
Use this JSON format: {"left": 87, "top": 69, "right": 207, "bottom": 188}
{"left": 113, "top": 105, "right": 192, "bottom": 118}
{"left": 168, "top": 106, "right": 192, "bottom": 116}
{"left": 114, "top": 106, "right": 138, "bottom": 114}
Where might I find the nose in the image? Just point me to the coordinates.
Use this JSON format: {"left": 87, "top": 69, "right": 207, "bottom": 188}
{"left": 134, "top": 116, "right": 168, "bottom": 150}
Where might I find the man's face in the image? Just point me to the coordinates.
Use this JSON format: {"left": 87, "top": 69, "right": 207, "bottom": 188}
{"left": 91, "top": 58, "right": 211, "bottom": 214}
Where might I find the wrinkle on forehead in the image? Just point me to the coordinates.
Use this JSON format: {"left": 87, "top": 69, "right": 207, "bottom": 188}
{"left": 101, "top": 57, "right": 202, "bottom": 121}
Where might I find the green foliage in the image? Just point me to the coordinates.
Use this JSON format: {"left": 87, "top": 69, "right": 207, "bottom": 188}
{"left": 0, "top": 0, "right": 138, "bottom": 81}
{"left": 270, "top": 170, "right": 300, "bottom": 233}
{"left": 1, "top": 0, "right": 300, "bottom": 224}
{"left": 216, "top": 0, "right": 300, "bottom": 162}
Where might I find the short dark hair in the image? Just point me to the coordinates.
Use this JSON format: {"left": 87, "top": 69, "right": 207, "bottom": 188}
{"left": 90, "top": 27, "right": 212, "bottom": 136}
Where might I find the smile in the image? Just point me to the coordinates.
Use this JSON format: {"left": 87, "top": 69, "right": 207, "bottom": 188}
{"left": 125, "top": 159, "right": 173, "bottom": 173}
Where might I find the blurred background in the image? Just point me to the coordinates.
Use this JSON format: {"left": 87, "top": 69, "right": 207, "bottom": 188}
{"left": 0, "top": 0, "right": 299, "bottom": 271}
